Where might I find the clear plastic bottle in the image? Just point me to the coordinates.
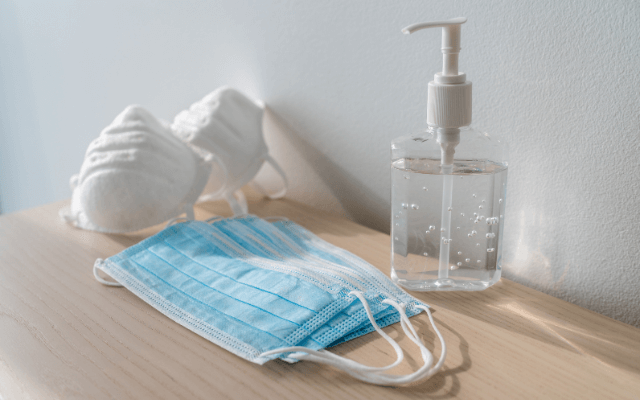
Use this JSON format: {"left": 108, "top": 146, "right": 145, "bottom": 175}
{"left": 390, "top": 126, "right": 508, "bottom": 291}
{"left": 391, "top": 18, "right": 508, "bottom": 291}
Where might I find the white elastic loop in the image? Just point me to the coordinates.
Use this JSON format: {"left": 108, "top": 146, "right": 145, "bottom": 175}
{"left": 383, "top": 301, "right": 433, "bottom": 366}
{"left": 251, "top": 155, "right": 288, "bottom": 200}
{"left": 234, "top": 190, "right": 248, "bottom": 214}
{"left": 93, "top": 260, "right": 123, "bottom": 287}
{"left": 184, "top": 204, "right": 195, "bottom": 220}
{"left": 226, "top": 190, "right": 248, "bottom": 216}
{"left": 165, "top": 216, "right": 188, "bottom": 228}
{"left": 258, "top": 293, "right": 446, "bottom": 386}
{"left": 264, "top": 216, "right": 290, "bottom": 223}
{"left": 198, "top": 153, "right": 230, "bottom": 202}
{"left": 327, "top": 304, "right": 445, "bottom": 386}
{"left": 261, "top": 291, "right": 404, "bottom": 372}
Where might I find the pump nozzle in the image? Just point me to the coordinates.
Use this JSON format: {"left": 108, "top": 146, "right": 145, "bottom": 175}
{"left": 402, "top": 17, "right": 467, "bottom": 81}
{"left": 402, "top": 17, "right": 471, "bottom": 128}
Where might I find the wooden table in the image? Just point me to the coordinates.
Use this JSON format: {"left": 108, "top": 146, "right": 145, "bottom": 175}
{"left": 1, "top": 193, "right": 639, "bottom": 399}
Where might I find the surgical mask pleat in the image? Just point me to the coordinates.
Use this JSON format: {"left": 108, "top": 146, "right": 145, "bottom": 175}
{"left": 272, "top": 221, "right": 414, "bottom": 303}
{"left": 114, "top": 253, "right": 285, "bottom": 351}
{"left": 219, "top": 217, "right": 420, "bottom": 346}
{"left": 131, "top": 247, "right": 301, "bottom": 340}
{"left": 93, "top": 216, "right": 445, "bottom": 385}
{"left": 188, "top": 220, "right": 404, "bottom": 350}
{"left": 147, "top": 238, "right": 321, "bottom": 329}
{"left": 193, "top": 221, "right": 362, "bottom": 293}
{"left": 170, "top": 224, "right": 338, "bottom": 316}
{"left": 234, "top": 218, "right": 374, "bottom": 292}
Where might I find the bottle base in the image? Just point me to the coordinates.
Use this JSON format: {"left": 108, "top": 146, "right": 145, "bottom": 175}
{"left": 391, "top": 270, "right": 501, "bottom": 292}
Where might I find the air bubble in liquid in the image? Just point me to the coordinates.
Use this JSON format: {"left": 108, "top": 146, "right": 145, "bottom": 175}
{"left": 401, "top": 203, "right": 408, "bottom": 209}
{"left": 429, "top": 225, "right": 436, "bottom": 231}
{"left": 425, "top": 230, "right": 430, "bottom": 234}
{"left": 448, "top": 207, "right": 452, "bottom": 211}
{"left": 465, "top": 258, "right": 471, "bottom": 263}
{"left": 478, "top": 205, "right": 483, "bottom": 209}
{"left": 423, "top": 186, "right": 428, "bottom": 191}
{"left": 404, "top": 175, "right": 410, "bottom": 180}
{"left": 423, "top": 252, "right": 428, "bottom": 257}
{"left": 486, "top": 232, "right": 495, "bottom": 238}
{"left": 499, "top": 199, "right": 503, "bottom": 204}
{"left": 477, "top": 260, "right": 482, "bottom": 264}
{"left": 456, "top": 226, "right": 461, "bottom": 230}
{"left": 487, "top": 217, "right": 499, "bottom": 225}
{"left": 461, "top": 213, "right": 465, "bottom": 217}
{"left": 457, "top": 251, "right": 462, "bottom": 255}
{"left": 472, "top": 194, "right": 477, "bottom": 198}
{"left": 411, "top": 204, "right": 419, "bottom": 210}
{"left": 442, "top": 238, "right": 452, "bottom": 244}
{"left": 450, "top": 265, "right": 459, "bottom": 270}
{"left": 440, "top": 228, "right": 446, "bottom": 232}
{"left": 394, "top": 237, "right": 398, "bottom": 241}
{"left": 471, "top": 230, "right": 477, "bottom": 236}
{"left": 487, "top": 248, "right": 495, "bottom": 253}
{"left": 457, "top": 262, "right": 462, "bottom": 267}
{"left": 476, "top": 243, "right": 480, "bottom": 247}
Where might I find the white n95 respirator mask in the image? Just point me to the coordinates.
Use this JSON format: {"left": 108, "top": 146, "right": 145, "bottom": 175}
{"left": 172, "top": 87, "right": 287, "bottom": 215}
{"left": 60, "top": 105, "right": 211, "bottom": 233}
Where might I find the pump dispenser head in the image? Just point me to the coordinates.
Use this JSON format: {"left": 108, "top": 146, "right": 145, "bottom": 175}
{"left": 402, "top": 17, "right": 472, "bottom": 129}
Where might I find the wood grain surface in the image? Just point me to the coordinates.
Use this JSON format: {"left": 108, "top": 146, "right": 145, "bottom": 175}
{"left": 1, "top": 192, "right": 639, "bottom": 399}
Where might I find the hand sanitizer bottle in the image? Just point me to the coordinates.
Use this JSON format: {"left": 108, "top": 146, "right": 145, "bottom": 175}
{"left": 391, "top": 17, "right": 508, "bottom": 291}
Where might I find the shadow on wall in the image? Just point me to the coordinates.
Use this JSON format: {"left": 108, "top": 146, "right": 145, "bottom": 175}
{"left": 262, "top": 107, "right": 389, "bottom": 233}
{"left": 0, "top": 1, "right": 53, "bottom": 214}
{"left": 502, "top": 209, "right": 572, "bottom": 300}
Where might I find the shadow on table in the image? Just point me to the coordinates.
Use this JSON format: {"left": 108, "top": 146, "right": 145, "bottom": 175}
{"left": 416, "top": 280, "right": 640, "bottom": 377}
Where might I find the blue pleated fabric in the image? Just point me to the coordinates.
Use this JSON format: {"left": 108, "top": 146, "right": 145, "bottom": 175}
{"left": 95, "top": 216, "right": 425, "bottom": 364}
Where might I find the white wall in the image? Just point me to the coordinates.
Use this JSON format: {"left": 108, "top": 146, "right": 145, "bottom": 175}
{"left": 1, "top": 0, "right": 638, "bottom": 327}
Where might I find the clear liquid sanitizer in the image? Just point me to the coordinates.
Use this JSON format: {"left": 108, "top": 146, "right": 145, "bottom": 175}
{"left": 391, "top": 17, "right": 508, "bottom": 291}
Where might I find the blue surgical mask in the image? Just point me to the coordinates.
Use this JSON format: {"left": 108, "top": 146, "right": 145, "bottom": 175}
{"left": 94, "top": 216, "right": 446, "bottom": 386}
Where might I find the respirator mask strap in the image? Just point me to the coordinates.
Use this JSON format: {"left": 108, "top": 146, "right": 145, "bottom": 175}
{"left": 251, "top": 155, "right": 288, "bottom": 200}
{"left": 197, "top": 153, "right": 230, "bottom": 203}
{"left": 93, "top": 259, "right": 124, "bottom": 287}
{"left": 226, "top": 190, "right": 248, "bottom": 216}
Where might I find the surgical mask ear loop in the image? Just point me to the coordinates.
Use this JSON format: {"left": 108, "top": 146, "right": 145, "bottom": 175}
{"left": 264, "top": 216, "right": 290, "bottom": 223}
{"left": 93, "top": 259, "right": 124, "bottom": 287}
{"left": 259, "top": 292, "right": 447, "bottom": 386}
{"left": 261, "top": 291, "right": 405, "bottom": 372}
{"left": 250, "top": 155, "right": 288, "bottom": 200}
{"left": 165, "top": 216, "right": 189, "bottom": 228}
{"left": 299, "top": 302, "right": 444, "bottom": 386}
